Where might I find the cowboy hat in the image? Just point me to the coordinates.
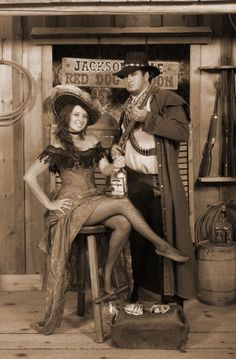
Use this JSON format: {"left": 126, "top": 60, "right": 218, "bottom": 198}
{"left": 113, "top": 52, "right": 160, "bottom": 79}
{"left": 50, "top": 85, "right": 100, "bottom": 124}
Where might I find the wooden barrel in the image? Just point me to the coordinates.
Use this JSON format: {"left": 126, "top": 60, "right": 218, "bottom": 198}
{"left": 197, "top": 240, "right": 236, "bottom": 306}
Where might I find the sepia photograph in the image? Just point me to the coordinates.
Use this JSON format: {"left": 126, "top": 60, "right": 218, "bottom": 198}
{"left": 0, "top": 1, "right": 236, "bottom": 358}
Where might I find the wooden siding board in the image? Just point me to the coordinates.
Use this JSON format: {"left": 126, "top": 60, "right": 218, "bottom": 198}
{"left": 162, "top": 14, "right": 186, "bottom": 26}
{"left": 12, "top": 17, "right": 26, "bottom": 273}
{"left": 195, "top": 39, "right": 222, "bottom": 219}
{"left": 189, "top": 44, "right": 201, "bottom": 241}
{"left": 81, "top": 15, "right": 115, "bottom": 27}
{"left": 123, "top": 15, "right": 152, "bottom": 27}
{"left": 0, "top": 1, "right": 228, "bottom": 3}
{"left": 42, "top": 45, "right": 53, "bottom": 195}
{"left": 0, "top": 18, "right": 13, "bottom": 274}
{"left": 30, "top": 25, "right": 212, "bottom": 46}
{"left": 55, "top": 15, "right": 82, "bottom": 27}
{"left": 0, "top": 17, "right": 26, "bottom": 273}
{"left": 31, "top": 36, "right": 212, "bottom": 46}
{"left": 30, "top": 26, "right": 212, "bottom": 37}
{"left": 0, "top": 127, "right": 14, "bottom": 273}
{"left": 0, "top": 3, "right": 236, "bottom": 16}
{"left": 23, "top": 17, "right": 46, "bottom": 274}
{"left": 219, "top": 17, "right": 236, "bottom": 202}
{"left": 200, "top": 39, "right": 221, "bottom": 178}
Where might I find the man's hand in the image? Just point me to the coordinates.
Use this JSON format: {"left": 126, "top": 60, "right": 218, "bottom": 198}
{"left": 113, "top": 155, "right": 126, "bottom": 169}
{"left": 111, "top": 144, "right": 123, "bottom": 159}
{"left": 126, "top": 105, "right": 148, "bottom": 123}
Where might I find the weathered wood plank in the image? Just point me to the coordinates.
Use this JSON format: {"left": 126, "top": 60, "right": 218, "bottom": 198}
{"left": 0, "top": 4, "right": 236, "bottom": 16}
{"left": 1, "top": 292, "right": 236, "bottom": 330}
{"left": 0, "top": 17, "right": 25, "bottom": 273}
{"left": 0, "top": 0, "right": 228, "bottom": 3}
{"left": 41, "top": 45, "right": 53, "bottom": 194}
{"left": 30, "top": 26, "right": 212, "bottom": 38}
{"left": 32, "top": 36, "right": 212, "bottom": 46}
{"left": 0, "top": 349, "right": 235, "bottom": 359}
{"left": 0, "top": 274, "right": 43, "bottom": 291}
{"left": 11, "top": 17, "right": 26, "bottom": 274}
{"left": 81, "top": 15, "right": 115, "bottom": 27}
{"left": 22, "top": 17, "right": 46, "bottom": 274}
{"left": 0, "top": 17, "right": 13, "bottom": 274}
{"left": 194, "top": 38, "right": 223, "bottom": 220}
{"left": 188, "top": 45, "right": 201, "bottom": 236}
{"left": 123, "top": 14, "right": 152, "bottom": 27}
{"left": 0, "top": 332, "right": 236, "bottom": 350}
{"left": 162, "top": 14, "right": 186, "bottom": 26}
{"left": 0, "top": 290, "right": 235, "bottom": 359}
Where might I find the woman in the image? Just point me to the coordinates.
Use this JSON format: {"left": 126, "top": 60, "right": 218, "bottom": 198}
{"left": 24, "top": 84, "right": 188, "bottom": 335}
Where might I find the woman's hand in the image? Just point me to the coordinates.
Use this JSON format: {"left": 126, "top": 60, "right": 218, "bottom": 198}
{"left": 47, "top": 198, "right": 73, "bottom": 214}
{"left": 113, "top": 155, "right": 126, "bottom": 169}
{"left": 111, "top": 144, "right": 123, "bottom": 159}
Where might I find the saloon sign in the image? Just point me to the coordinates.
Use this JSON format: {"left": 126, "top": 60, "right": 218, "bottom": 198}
{"left": 61, "top": 58, "right": 179, "bottom": 89}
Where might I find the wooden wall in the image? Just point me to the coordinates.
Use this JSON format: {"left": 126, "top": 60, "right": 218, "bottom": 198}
{"left": 0, "top": 17, "right": 25, "bottom": 274}
{"left": 191, "top": 16, "right": 236, "bottom": 223}
{"left": 0, "top": 16, "right": 53, "bottom": 275}
{"left": 0, "top": 14, "right": 236, "bottom": 277}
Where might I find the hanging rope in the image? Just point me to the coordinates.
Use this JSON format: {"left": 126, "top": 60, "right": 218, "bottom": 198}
{"left": 0, "top": 38, "right": 32, "bottom": 127}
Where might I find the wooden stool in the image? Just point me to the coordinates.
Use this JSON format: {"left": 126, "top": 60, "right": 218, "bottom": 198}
{"left": 76, "top": 224, "right": 129, "bottom": 343}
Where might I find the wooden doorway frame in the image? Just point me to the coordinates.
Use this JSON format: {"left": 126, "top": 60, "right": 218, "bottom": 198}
{"left": 39, "top": 37, "right": 198, "bottom": 241}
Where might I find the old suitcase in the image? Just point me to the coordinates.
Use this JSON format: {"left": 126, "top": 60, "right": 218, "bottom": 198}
{"left": 111, "top": 304, "right": 189, "bottom": 350}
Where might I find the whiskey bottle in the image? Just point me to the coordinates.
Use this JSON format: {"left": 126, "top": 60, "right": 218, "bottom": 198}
{"left": 214, "top": 205, "right": 233, "bottom": 243}
{"left": 110, "top": 167, "right": 128, "bottom": 199}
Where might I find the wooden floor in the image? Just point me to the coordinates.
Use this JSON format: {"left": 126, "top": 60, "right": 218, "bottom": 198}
{"left": 0, "top": 290, "right": 236, "bottom": 359}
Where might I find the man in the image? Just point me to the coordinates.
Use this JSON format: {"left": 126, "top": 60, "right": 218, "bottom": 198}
{"left": 111, "top": 52, "right": 197, "bottom": 307}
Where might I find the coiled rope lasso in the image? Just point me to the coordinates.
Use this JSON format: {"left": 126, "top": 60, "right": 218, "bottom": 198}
{"left": 195, "top": 201, "right": 228, "bottom": 247}
{"left": 0, "top": 59, "right": 32, "bottom": 127}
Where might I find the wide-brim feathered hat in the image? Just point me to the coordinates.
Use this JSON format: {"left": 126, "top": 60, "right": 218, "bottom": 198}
{"left": 50, "top": 84, "right": 100, "bottom": 125}
{"left": 113, "top": 52, "right": 160, "bottom": 79}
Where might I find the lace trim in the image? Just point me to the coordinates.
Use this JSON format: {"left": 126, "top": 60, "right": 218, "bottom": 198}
{"left": 38, "top": 142, "right": 106, "bottom": 174}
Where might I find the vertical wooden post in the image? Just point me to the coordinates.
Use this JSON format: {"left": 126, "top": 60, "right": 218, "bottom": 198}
{"left": 189, "top": 44, "right": 201, "bottom": 241}
{"left": 87, "top": 234, "right": 104, "bottom": 343}
{"left": 197, "top": 38, "right": 222, "bottom": 217}
{"left": 42, "top": 44, "right": 53, "bottom": 193}
{"left": 22, "top": 16, "right": 47, "bottom": 274}
{"left": 77, "top": 235, "right": 86, "bottom": 316}
{"left": 0, "top": 17, "right": 26, "bottom": 273}
{"left": 220, "top": 15, "right": 236, "bottom": 201}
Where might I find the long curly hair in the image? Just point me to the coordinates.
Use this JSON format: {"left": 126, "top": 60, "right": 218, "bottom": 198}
{"left": 55, "top": 104, "right": 88, "bottom": 155}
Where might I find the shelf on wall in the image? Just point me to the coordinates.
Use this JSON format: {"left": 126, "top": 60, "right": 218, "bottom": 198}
{"left": 199, "top": 66, "right": 236, "bottom": 72}
{"left": 197, "top": 176, "right": 236, "bottom": 183}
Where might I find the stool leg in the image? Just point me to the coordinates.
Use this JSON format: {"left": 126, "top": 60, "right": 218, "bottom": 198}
{"left": 77, "top": 236, "right": 86, "bottom": 316}
{"left": 87, "top": 234, "right": 104, "bottom": 343}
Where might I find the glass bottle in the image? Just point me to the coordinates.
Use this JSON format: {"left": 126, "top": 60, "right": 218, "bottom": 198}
{"left": 110, "top": 167, "right": 128, "bottom": 199}
{"left": 214, "top": 205, "right": 233, "bottom": 243}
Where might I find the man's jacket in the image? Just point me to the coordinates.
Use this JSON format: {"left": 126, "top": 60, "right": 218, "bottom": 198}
{"left": 123, "top": 86, "right": 197, "bottom": 299}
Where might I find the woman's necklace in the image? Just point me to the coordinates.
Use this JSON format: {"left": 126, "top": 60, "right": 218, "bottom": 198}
{"left": 68, "top": 130, "right": 82, "bottom": 135}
